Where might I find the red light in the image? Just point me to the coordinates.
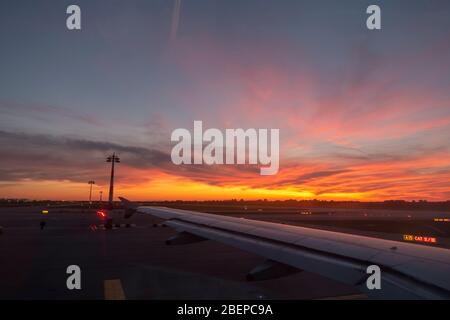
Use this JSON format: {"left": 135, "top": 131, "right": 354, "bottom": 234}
{"left": 423, "top": 237, "right": 437, "bottom": 243}
{"left": 97, "top": 211, "right": 106, "bottom": 219}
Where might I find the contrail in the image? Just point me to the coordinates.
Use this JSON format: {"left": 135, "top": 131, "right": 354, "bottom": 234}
{"left": 170, "top": 0, "right": 182, "bottom": 41}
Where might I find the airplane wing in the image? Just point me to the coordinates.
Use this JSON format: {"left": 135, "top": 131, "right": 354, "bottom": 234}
{"left": 124, "top": 201, "right": 450, "bottom": 299}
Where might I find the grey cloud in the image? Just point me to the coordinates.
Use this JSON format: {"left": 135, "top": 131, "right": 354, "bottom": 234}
{"left": 0, "top": 100, "right": 104, "bottom": 127}
{"left": 0, "top": 130, "right": 171, "bottom": 184}
{"left": 0, "top": 130, "right": 264, "bottom": 187}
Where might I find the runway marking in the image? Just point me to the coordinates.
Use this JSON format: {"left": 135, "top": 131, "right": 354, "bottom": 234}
{"left": 104, "top": 279, "right": 126, "bottom": 300}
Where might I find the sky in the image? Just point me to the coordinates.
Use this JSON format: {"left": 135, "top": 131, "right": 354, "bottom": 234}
{"left": 0, "top": 0, "right": 450, "bottom": 201}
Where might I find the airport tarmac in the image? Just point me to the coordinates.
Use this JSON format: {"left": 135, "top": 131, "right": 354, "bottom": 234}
{"left": 0, "top": 206, "right": 449, "bottom": 300}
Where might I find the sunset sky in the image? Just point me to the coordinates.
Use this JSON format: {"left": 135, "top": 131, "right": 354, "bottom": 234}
{"left": 1, "top": 0, "right": 450, "bottom": 201}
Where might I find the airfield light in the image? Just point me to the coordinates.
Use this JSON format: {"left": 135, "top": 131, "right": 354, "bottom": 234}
{"left": 97, "top": 211, "right": 106, "bottom": 219}
{"left": 434, "top": 218, "right": 450, "bottom": 222}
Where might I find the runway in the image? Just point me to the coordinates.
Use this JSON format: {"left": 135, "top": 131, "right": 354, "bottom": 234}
{"left": 0, "top": 205, "right": 448, "bottom": 299}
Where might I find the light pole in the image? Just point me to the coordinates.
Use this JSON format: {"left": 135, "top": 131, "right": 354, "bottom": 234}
{"left": 106, "top": 153, "right": 120, "bottom": 209}
{"left": 99, "top": 191, "right": 103, "bottom": 203}
{"left": 88, "top": 180, "right": 95, "bottom": 205}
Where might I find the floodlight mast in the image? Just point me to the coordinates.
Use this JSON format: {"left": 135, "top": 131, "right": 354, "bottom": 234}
{"left": 88, "top": 180, "right": 95, "bottom": 205}
{"left": 106, "top": 153, "right": 120, "bottom": 209}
